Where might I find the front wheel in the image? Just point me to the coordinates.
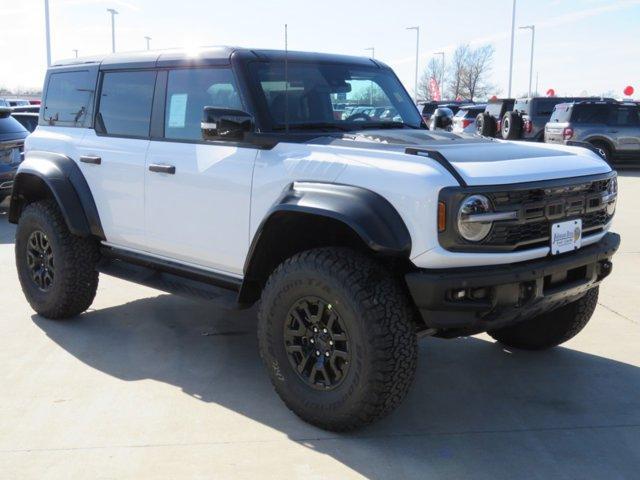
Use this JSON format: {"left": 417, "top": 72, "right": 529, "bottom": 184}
{"left": 15, "top": 200, "right": 100, "bottom": 319}
{"left": 257, "top": 247, "right": 418, "bottom": 431}
{"left": 488, "top": 287, "right": 599, "bottom": 350}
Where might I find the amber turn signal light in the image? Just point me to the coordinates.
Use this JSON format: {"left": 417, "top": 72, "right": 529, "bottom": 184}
{"left": 438, "top": 202, "right": 446, "bottom": 232}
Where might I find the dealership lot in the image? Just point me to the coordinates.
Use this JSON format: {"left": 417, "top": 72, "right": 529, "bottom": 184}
{"left": 0, "top": 172, "right": 639, "bottom": 479}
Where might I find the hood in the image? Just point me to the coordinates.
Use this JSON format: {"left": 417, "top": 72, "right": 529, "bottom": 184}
{"left": 311, "top": 129, "right": 612, "bottom": 186}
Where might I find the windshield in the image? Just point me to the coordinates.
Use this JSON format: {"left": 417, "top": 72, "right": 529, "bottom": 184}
{"left": 248, "top": 62, "right": 423, "bottom": 131}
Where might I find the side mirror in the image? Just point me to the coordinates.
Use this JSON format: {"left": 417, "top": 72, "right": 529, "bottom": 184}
{"left": 201, "top": 107, "right": 254, "bottom": 141}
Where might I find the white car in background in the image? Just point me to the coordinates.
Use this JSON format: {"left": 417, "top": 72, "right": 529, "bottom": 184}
{"left": 452, "top": 104, "right": 487, "bottom": 134}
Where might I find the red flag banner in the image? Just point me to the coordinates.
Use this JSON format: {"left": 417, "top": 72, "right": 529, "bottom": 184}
{"left": 429, "top": 77, "right": 441, "bottom": 101}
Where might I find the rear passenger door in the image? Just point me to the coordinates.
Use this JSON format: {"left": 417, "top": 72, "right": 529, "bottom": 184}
{"left": 78, "top": 70, "right": 156, "bottom": 250}
{"left": 144, "top": 67, "right": 257, "bottom": 275}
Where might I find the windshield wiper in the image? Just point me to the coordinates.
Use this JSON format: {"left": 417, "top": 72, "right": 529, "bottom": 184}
{"left": 273, "top": 122, "right": 353, "bottom": 132}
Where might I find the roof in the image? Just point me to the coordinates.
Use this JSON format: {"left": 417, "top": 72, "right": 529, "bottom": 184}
{"left": 50, "top": 46, "right": 383, "bottom": 70}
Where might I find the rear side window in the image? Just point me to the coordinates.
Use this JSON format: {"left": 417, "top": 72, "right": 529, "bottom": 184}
{"left": 44, "top": 70, "right": 94, "bottom": 126}
{"left": 421, "top": 104, "right": 437, "bottom": 115}
{"left": 164, "top": 68, "right": 242, "bottom": 141}
{"left": 485, "top": 102, "right": 502, "bottom": 117}
{"left": 534, "top": 99, "right": 562, "bottom": 116}
{"left": 96, "top": 71, "right": 156, "bottom": 138}
{"left": 571, "top": 104, "right": 610, "bottom": 124}
{"left": 609, "top": 105, "right": 639, "bottom": 126}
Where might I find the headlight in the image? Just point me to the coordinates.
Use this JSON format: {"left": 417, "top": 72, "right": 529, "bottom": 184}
{"left": 457, "top": 195, "right": 493, "bottom": 242}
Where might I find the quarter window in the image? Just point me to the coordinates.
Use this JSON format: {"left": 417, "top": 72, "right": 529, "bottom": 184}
{"left": 164, "top": 68, "right": 242, "bottom": 140}
{"left": 44, "top": 70, "right": 94, "bottom": 126}
{"left": 97, "top": 71, "right": 156, "bottom": 137}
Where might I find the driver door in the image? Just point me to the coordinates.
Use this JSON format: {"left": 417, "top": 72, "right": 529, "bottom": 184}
{"left": 144, "top": 67, "right": 257, "bottom": 275}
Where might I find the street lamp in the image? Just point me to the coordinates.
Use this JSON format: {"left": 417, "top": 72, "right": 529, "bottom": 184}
{"left": 519, "top": 25, "right": 535, "bottom": 98}
{"left": 364, "top": 47, "right": 375, "bottom": 59}
{"left": 73, "top": 49, "right": 78, "bottom": 58}
{"left": 145, "top": 36, "right": 152, "bottom": 51}
{"left": 44, "top": 0, "right": 51, "bottom": 66}
{"left": 507, "top": 0, "right": 517, "bottom": 97}
{"left": 406, "top": 26, "right": 420, "bottom": 103}
{"left": 434, "top": 51, "right": 445, "bottom": 99}
{"left": 107, "top": 8, "right": 118, "bottom": 53}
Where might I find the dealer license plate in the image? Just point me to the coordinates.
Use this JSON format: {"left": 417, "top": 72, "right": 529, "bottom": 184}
{"left": 551, "top": 219, "right": 582, "bottom": 255}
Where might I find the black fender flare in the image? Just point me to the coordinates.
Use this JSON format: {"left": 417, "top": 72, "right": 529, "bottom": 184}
{"left": 8, "top": 152, "right": 105, "bottom": 239}
{"left": 238, "top": 182, "right": 412, "bottom": 304}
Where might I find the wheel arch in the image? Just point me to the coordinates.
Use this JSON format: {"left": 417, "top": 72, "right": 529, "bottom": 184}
{"left": 8, "top": 152, "right": 105, "bottom": 239}
{"left": 584, "top": 135, "right": 615, "bottom": 152}
{"left": 238, "top": 182, "right": 412, "bottom": 305}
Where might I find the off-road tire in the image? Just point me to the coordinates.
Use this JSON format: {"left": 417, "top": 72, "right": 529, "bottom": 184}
{"left": 257, "top": 247, "right": 418, "bottom": 431}
{"left": 589, "top": 141, "right": 612, "bottom": 163}
{"left": 476, "top": 112, "right": 496, "bottom": 137}
{"left": 501, "top": 111, "right": 523, "bottom": 140}
{"left": 15, "top": 200, "right": 99, "bottom": 319}
{"left": 488, "top": 287, "right": 599, "bottom": 350}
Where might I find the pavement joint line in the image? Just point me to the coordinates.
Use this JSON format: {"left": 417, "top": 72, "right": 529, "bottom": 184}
{"left": 2, "top": 423, "right": 640, "bottom": 454}
{"left": 598, "top": 302, "right": 640, "bottom": 326}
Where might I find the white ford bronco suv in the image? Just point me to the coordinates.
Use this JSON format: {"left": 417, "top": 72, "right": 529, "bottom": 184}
{"left": 10, "top": 47, "right": 619, "bottom": 431}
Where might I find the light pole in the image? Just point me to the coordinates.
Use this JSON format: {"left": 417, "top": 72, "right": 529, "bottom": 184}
{"left": 44, "top": 0, "right": 51, "bottom": 66}
{"left": 406, "top": 26, "right": 420, "bottom": 103}
{"left": 507, "top": 0, "right": 517, "bottom": 97}
{"left": 434, "top": 51, "right": 445, "bottom": 99}
{"left": 73, "top": 49, "right": 78, "bottom": 58}
{"left": 364, "top": 47, "right": 375, "bottom": 59}
{"left": 145, "top": 36, "right": 152, "bottom": 51}
{"left": 107, "top": 8, "right": 118, "bottom": 53}
{"left": 519, "top": 25, "right": 535, "bottom": 98}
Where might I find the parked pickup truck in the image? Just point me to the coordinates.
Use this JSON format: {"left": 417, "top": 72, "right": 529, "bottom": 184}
{"left": 10, "top": 47, "right": 620, "bottom": 431}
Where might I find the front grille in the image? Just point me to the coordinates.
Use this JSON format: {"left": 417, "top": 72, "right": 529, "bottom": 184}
{"left": 438, "top": 172, "right": 617, "bottom": 253}
{"left": 483, "top": 176, "right": 615, "bottom": 250}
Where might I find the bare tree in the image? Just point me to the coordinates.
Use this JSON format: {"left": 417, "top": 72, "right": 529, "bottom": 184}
{"left": 446, "top": 44, "right": 470, "bottom": 100}
{"left": 417, "top": 58, "right": 445, "bottom": 102}
{"left": 460, "top": 44, "right": 496, "bottom": 101}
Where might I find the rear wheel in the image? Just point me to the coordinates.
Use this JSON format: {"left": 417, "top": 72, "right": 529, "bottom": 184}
{"left": 488, "top": 287, "right": 599, "bottom": 350}
{"left": 257, "top": 247, "right": 418, "bottom": 431}
{"left": 15, "top": 200, "right": 100, "bottom": 319}
{"left": 589, "top": 141, "right": 612, "bottom": 163}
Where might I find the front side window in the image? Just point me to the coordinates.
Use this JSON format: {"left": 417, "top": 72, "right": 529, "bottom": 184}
{"left": 248, "top": 62, "right": 422, "bottom": 131}
{"left": 164, "top": 68, "right": 242, "bottom": 140}
{"left": 44, "top": 70, "right": 93, "bottom": 126}
{"left": 96, "top": 70, "right": 156, "bottom": 137}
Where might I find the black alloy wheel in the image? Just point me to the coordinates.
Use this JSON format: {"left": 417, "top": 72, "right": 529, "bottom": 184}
{"left": 284, "top": 296, "right": 350, "bottom": 390}
{"left": 26, "top": 230, "right": 55, "bottom": 291}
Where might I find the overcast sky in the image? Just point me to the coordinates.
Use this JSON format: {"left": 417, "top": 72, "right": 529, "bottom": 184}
{"left": 2, "top": 0, "right": 639, "bottom": 98}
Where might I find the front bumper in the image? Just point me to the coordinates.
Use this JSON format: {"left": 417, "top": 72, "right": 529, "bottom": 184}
{"left": 405, "top": 232, "right": 620, "bottom": 335}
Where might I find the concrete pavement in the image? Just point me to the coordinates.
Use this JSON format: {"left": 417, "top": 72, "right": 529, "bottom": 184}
{"left": 1, "top": 172, "right": 639, "bottom": 479}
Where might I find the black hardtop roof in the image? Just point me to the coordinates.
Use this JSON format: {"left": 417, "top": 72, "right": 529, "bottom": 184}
{"left": 49, "top": 46, "right": 383, "bottom": 71}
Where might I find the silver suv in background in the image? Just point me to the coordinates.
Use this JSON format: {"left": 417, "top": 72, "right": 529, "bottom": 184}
{"left": 545, "top": 100, "right": 640, "bottom": 164}
{"left": 452, "top": 104, "right": 486, "bottom": 133}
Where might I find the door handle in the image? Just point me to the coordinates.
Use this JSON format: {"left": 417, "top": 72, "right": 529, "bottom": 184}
{"left": 80, "top": 155, "right": 102, "bottom": 165}
{"left": 149, "top": 164, "right": 176, "bottom": 174}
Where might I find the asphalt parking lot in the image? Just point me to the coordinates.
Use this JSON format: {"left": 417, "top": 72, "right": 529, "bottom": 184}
{"left": 1, "top": 171, "right": 639, "bottom": 480}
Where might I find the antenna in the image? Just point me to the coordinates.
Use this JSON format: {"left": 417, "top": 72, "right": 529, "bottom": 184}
{"left": 284, "top": 24, "right": 289, "bottom": 134}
